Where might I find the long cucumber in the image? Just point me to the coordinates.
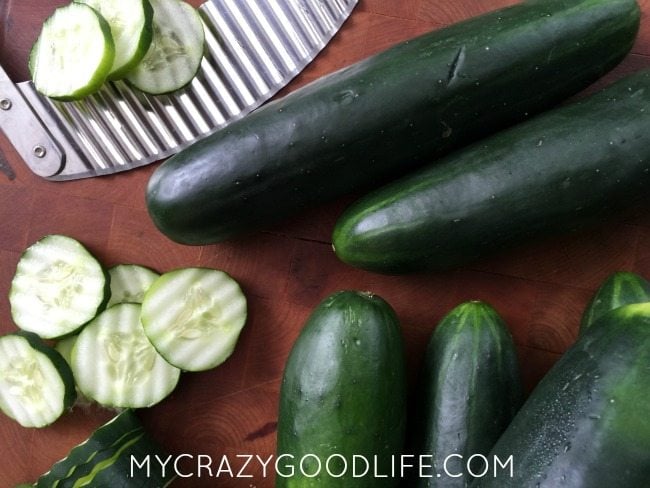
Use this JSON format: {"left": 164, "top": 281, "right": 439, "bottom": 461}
{"left": 333, "top": 69, "right": 650, "bottom": 273}
{"left": 146, "top": 0, "right": 640, "bottom": 244}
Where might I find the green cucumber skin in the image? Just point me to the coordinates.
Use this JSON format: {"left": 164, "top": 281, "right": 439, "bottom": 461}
{"left": 276, "top": 291, "right": 407, "bottom": 487}
{"left": 15, "top": 331, "right": 77, "bottom": 416}
{"left": 146, "top": 0, "right": 639, "bottom": 245}
{"left": 473, "top": 303, "right": 650, "bottom": 488}
{"left": 107, "top": 0, "right": 154, "bottom": 80}
{"left": 333, "top": 69, "right": 650, "bottom": 274}
{"left": 37, "top": 410, "right": 174, "bottom": 487}
{"left": 580, "top": 271, "right": 650, "bottom": 333}
{"left": 412, "top": 302, "right": 522, "bottom": 488}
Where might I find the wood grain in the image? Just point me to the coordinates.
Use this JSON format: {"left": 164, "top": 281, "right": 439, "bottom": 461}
{"left": 2, "top": 0, "right": 650, "bottom": 486}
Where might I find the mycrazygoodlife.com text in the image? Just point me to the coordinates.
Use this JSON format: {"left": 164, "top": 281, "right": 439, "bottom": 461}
{"left": 129, "top": 453, "right": 514, "bottom": 480}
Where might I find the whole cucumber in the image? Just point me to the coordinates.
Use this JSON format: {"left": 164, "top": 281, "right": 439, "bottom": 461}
{"left": 276, "top": 291, "right": 407, "bottom": 487}
{"left": 333, "top": 70, "right": 650, "bottom": 273}
{"left": 147, "top": 0, "right": 640, "bottom": 244}
{"left": 473, "top": 303, "right": 650, "bottom": 488}
{"left": 411, "top": 301, "right": 523, "bottom": 488}
{"left": 580, "top": 271, "right": 650, "bottom": 333}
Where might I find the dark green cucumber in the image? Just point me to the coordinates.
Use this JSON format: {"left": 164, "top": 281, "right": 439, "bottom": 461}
{"left": 474, "top": 303, "right": 650, "bottom": 488}
{"left": 146, "top": 0, "right": 639, "bottom": 245}
{"left": 580, "top": 271, "right": 650, "bottom": 333}
{"left": 276, "top": 291, "right": 406, "bottom": 487}
{"left": 333, "top": 69, "right": 650, "bottom": 274}
{"left": 412, "top": 302, "right": 522, "bottom": 487}
{"left": 37, "top": 409, "right": 175, "bottom": 487}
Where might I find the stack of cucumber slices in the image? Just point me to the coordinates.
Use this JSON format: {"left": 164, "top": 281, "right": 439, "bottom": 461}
{"left": 29, "top": 0, "right": 205, "bottom": 100}
{"left": 0, "top": 235, "right": 247, "bottom": 428}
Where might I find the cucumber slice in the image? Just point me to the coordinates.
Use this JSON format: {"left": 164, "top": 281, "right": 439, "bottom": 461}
{"left": 9, "top": 235, "right": 109, "bottom": 339}
{"left": 77, "top": 0, "right": 154, "bottom": 80}
{"left": 0, "top": 332, "right": 76, "bottom": 428}
{"left": 125, "top": 0, "right": 205, "bottom": 95}
{"left": 29, "top": 3, "right": 115, "bottom": 100}
{"left": 141, "top": 268, "right": 247, "bottom": 371}
{"left": 72, "top": 303, "right": 180, "bottom": 408}
{"left": 107, "top": 264, "right": 160, "bottom": 307}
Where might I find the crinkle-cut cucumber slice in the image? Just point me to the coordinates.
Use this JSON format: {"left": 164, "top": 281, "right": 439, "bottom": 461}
{"left": 107, "top": 264, "right": 160, "bottom": 307}
{"left": 71, "top": 303, "right": 180, "bottom": 408}
{"left": 0, "top": 332, "right": 76, "bottom": 428}
{"left": 141, "top": 268, "right": 247, "bottom": 371}
{"left": 77, "top": 0, "right": 154, "bottom": 80}
{"left": 125, "top": 0, "right": 205, "bottom": 95}
{"left": 28, "top": 3, "right": 115, "bottom": 100}
{"left": 9, "top": 235, "right": 109, "bottom": 339}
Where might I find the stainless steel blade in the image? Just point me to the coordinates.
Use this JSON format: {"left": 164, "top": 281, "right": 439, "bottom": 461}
{"left": 0, "top": 0, "right": 358, "bottom": 181}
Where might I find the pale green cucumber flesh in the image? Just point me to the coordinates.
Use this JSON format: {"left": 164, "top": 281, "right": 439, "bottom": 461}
{"left": 0, "top": 333, "right": 75, "bottom": 428}
{"left": 29, "top": 3, "right": 115, "bottom": 100}
{"left": 77, "top": 0, "right": 154, "bottom": 79}
{"left": 141, "top": 268, "right": 247, "bottom": 371}
{"left": 107, "top": 264, "right": 160, "bottom": 307}
{"left": 71, "top": 303, "right": 180, "bottom": 408}
{"left": 125, "top": 0, "right": 205, "bottom": 94}
{"left": 9, "top": 235, "right": 108, "bottom": 339}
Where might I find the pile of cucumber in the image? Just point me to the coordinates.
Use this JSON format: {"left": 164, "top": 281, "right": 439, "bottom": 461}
{"left": 29, "top": 0, "right": 205, "bottom": 100}
{"left": 0, "top": 234, "right": 247, "bottom": 428}
{"left": 277, "top": 273, "right": 650, "bottom": 487}
{"left": 146, "top": 0, "right": 643, "bottom": 254}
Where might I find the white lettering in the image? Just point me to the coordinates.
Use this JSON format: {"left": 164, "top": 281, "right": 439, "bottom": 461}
{"left": 352, "top": 455, "right": 369, "bottom": 478}
{"left": 256, "top": 455, "right": 274, "bottom": 478}
{"left": 275, "top": 454, "right": 295, "bottom": 478}
{"left": 494, "top": 455, "right": 514, "bottom": 477}
{"left": 467, "top": 454, "right": 489, "bottom": 478}
{"left": 173, "top": 453, "right": 194, "bottom": 478}
{"left": 215, "top": 455, "right": 233, "bottom": 477}
{"left": 130, "top": 455, "right": 150, "bottom": 478}
{"left": 325, "top": 454, "right": 347, "bottom": 478}
{"left": 236, "top": 454, "right": 254, "bottom": 478}
{"left": 300, "top": 454, "right": 322, "bottom": 478}
{"left": 443, "top": 454, "right": 463, "bottom": 478}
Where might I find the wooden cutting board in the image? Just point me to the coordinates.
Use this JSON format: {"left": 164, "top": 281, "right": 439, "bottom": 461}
{"left": 2, "top": 0, "right": 650, "bottom": 486}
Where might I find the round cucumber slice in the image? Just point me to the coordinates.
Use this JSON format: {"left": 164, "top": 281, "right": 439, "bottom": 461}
{"left": 107, "top": 264, "right": 160, "bottom": 307}
{"left": 9, "top": 235, "right": 109, "bottom": 339}
{"left": 77, "top": 0, "right": 154, "bottom": 80}
{"left": 141, "top": 268, "right": 247, "bottom": 371}
{"left": 29, "top": 3, "right": 115, "bottom": 100}
{"left": 72, "top": 303, "right": 180, "bottom": 408}
{"left": 125, "top": 0, "right": 205, "bottom": 95}
{"left": 0, "top": 332, "right": 76, "bottom": 428}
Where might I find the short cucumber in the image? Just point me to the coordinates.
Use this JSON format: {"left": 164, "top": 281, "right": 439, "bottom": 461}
{"left": 140, "top": 268, "right": 247, "bottom": 371}
{"left": 77, "top": 0, "right": 154, "bottom": 80}
{"left": 276, "top": 291, "right": 407, "bottom": 487}
{"left": 71, "top": 303, "right": 180, "bottom": 408}
{"left": 476, "top": 303, "right": 650, "bottom": 488}
{"left": 106, "top": 264, "right": 160, "bottom": 307}
{"left": 146, "top": 0, "right": 640, "bottom": 244}
{"left": 411, "top": 301, "right": 522, "bottom": 487}
{"left": 333, "top": 69, "right": 650, "bottom": 274}
{"left": 580, "top": 271, "right": 650, "bottom": 333}
{"left": 9, "top": 235, "right": 109, "bottom": 339}
{"left": 29, "top": 3, "right": 115, "bottom": 100}
{"left": 0, "top": 332, "right": 76, "bottom": 428}
{"left": 37, "top": 409, "right": 176, "bottom": 487}
{"left": 125, "top": 0, "right": 204, "bottom": 95}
